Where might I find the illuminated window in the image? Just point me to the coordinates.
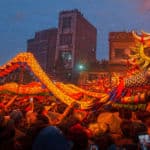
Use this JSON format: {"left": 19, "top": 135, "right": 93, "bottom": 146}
{"left": 61, "top": 51, "right": 72, "bottom": 69}
{"left": 65, "top": 72, "right": 72, "bottom": 80}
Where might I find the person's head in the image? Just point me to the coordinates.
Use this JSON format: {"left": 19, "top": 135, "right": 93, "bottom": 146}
{"left": 32, "top": 126, "right": 73, "bottom": 150}
{"left": 68, "top": 124, "right": 89, "bottom": 150}
{"left": 94, "top": 133, "right": 115, "bottom": 150}
{"left": 10, "top": 109, "right": 23, "bottom": 127}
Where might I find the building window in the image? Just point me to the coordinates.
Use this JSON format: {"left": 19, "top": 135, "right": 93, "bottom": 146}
{"left": 59, "top": 34, "right": 72, "bottom": 45}
{"left": 88, "top": 74, "right": 98, "bottom": 81}
{"left": 62, "top": 17, "right": 72, "bottom": 28}
{"left": 61, "top": 51, "right": 72, "bottom": 69}
{"left": 65, "top": 72, "right": 72, "bottom": 80}
{"left": 115, "top": 49, "right": 128, "bottom": 59}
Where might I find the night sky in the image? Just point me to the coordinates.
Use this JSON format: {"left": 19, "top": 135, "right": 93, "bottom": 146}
{"left": 0, "top": 0, "right": 150, "bottom": 65}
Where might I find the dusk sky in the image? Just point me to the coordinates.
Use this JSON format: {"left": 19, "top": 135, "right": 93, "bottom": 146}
{"left": 0, "top": 0, "right": 150, "bottom": 65}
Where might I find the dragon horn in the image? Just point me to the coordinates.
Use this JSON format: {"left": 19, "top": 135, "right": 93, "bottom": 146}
{"left": 132, "top": 30, "right": 141, "bottom": 41}
{"left": 132, "top": 30, "right": 150, "bottom": 41}
{"left": 141, "top": 30, "right": 150, "bottom": 36}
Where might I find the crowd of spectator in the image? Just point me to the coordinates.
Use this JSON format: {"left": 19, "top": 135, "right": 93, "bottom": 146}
{"left": 0, "top": 93, "right": 150, "bottom": 150}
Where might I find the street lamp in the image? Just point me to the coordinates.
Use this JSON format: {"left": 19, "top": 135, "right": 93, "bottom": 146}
{"left": 78, "top": 64, "right": 85, "bottom": 71}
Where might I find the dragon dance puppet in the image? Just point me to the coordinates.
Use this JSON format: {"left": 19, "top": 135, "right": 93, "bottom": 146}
{"left": 125, "top": 30, "right": 150, "bottom": 88}
{"left": 109, "top": 30, "right": 150, "bottom": 111}
{"left": 0, "top": 30, "right": 150, "bottom": 111}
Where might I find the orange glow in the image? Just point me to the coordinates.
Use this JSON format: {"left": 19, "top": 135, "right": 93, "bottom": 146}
{"left": 0, "top": 52, "right": 94, "bottom": 109}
